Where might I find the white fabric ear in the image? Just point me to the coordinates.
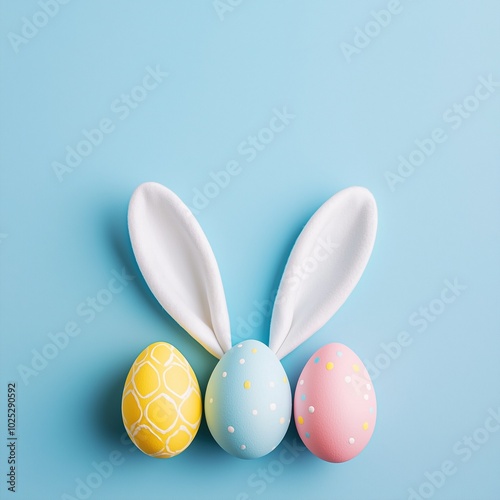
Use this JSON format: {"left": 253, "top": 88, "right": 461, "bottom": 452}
{"left": 128, "top": 182, "right": 232, "bottom": 359}
{"left": 269, "top": 186, "right": 378, "bottom": 360}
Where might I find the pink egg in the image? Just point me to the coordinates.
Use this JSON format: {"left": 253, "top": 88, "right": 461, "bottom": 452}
{"left": 294, "top": 343, "right": 376, "bottom": 462}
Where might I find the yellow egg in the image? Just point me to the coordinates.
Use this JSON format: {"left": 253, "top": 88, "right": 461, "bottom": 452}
{"left": 121, "top": 342, "right": 202, "bottom": 458}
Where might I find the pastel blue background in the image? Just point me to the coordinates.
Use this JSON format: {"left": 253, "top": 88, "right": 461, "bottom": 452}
{"left": 1, "top": 1, "right": 499, "bottom": 499}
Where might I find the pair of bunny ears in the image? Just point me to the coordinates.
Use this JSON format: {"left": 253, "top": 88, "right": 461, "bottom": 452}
{"left": 128, "top": 182, "right": 377, "bottom": 360}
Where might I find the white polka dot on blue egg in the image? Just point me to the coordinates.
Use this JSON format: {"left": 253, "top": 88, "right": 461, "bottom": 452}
{"left": 205, "top": 340, "right": 292, "bottom": 459}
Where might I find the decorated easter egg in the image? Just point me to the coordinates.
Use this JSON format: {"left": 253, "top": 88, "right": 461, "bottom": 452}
{"left": 122, "top": 342, "right": 202, "bottom": 458}
{"left": 294, "top": 342, "right": 376, "bottom": 462}
{"left": 205, "top": 340, "right": 292, "bottom": 459}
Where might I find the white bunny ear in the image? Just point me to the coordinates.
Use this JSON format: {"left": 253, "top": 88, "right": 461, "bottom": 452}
{"left": 269, "top": 186, "right": 378, "bottom": 360}
{"left": 128, "top": 182, "right": 232, "bottom": 359}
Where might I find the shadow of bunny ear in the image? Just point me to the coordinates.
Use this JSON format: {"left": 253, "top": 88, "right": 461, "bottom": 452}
{"left": 103, "top": 197, "right": 182, "bottom": 335}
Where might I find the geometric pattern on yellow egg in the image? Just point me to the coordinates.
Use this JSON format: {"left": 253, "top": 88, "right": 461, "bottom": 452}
{"left": 121, "top": 342, "right": 202, "bottom": 458}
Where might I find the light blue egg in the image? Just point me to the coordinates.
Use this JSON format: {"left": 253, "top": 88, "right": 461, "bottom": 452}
{"left": 205, "top": 340, "right": 292, "bottom": 459}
